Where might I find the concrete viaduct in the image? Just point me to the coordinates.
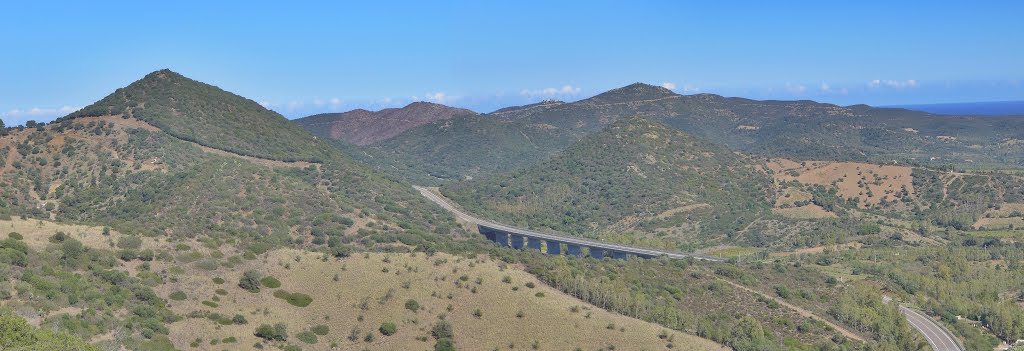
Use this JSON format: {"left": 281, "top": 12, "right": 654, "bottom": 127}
{"left": 415, "top": 186, "right": 723, "bottom": 262}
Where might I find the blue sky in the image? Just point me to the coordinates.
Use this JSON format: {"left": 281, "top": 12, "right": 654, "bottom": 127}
{"left": 2, "top": 1, "right": 1022, "bottom": 126}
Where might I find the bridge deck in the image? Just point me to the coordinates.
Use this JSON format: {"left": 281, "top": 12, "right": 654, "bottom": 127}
{"left": 415, "top": 186, "right": 723, "bottom": 262}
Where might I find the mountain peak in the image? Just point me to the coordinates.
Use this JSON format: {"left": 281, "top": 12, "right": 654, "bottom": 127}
{"left": 66, "top": 70, "right": 326, "bottom": 161}
{"left": 584, "top": 82, "right": 677, "bottom": 104}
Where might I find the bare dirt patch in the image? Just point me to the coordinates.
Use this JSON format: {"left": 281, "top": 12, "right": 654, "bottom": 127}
{"left": 774, "top": 204, "right": 837, "bottom": 219}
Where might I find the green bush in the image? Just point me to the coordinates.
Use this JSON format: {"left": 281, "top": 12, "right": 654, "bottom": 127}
{"left": 117, "top": 236, "right": 143, "bottom": 249}
{"left": 212, "top": 277, "right": 225, "bottom": 284}
{"left": 296, "top": 330, "right": 317, "bottom": 344}
{"left": 169, "top": 291, "right": 187, "bottom": 301}
{"left": 239, "top": 270, "right": 262, "bottom": 292}
{"left": 435, "top": 337, "right": 455, "bottom": 351}
{"left": 260, "top": 276, "right": 282, "bottom": 288}
{"left": 254, "top": 323, "right": 288, "bottom": 341}
{"left": 7, "top": 232, "right": 22, "bottom": 240}
{"left": 273, "top": 290, "right": 313, "bottom": 307}
{"left": 379, "top": 321, "right": 397, "bottom": 336}
{"left": 431, "top": 320, "right": 453, "bottom": 340}
{"left": 405, "top": 299, "right": 420, "bottom": 312}
{"left": 310, "top": 325, "right": 329, "bottom": 336}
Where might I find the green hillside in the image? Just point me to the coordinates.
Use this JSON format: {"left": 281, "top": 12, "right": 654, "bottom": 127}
{"left": 350, "top": 83, "right": 1024, "bottom": 185}
{"left": 353, "top": 115, "right": 572, "bottom": 185}
{"left": 1, "top": 72, "right": 457, "bottom": 255}
{"left": 442, "top": 116, "right": 774, "bottom": 248}
{"left": 67, "top": 69, "right": 328, "bottom": 162}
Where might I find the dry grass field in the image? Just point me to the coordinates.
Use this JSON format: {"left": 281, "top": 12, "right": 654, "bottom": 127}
{"left": 1, "top": 218, "right": 726, "bottom": 351}
{"left": 768, "top": 159, "right": 914, "bottom": 208}
{"left": 773, "top": 204, "right": 837, "bottom": 219}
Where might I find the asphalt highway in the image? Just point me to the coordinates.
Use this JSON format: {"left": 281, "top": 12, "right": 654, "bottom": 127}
{"left": 900, "top": 306, "right": 964, "bottom": 351}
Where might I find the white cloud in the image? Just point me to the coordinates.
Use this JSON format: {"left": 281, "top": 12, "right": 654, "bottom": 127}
{"left": 520, "top": 85, "right": 582, "bottom": 97}
{"left": 868, "top": 79, "right": 918, "bottom": 89}
{"left": 820, "top": 82, "right": 831, "bottom": 92}
{"left": 661, "top": 82, "right": 677, "bottom": 90}
{"left": 785, "top": 82, "right": 807, "bottom": 94}
{"left": 3, "top": 105, "right": 81, "bottom": 126}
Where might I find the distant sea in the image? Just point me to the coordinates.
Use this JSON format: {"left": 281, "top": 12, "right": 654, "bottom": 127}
{"left": 888, "top": 101, "right": 1024, "bottom": 116}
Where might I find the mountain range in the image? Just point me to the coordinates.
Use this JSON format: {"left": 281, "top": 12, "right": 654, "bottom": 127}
{"left": 312, "top": 83, "right": 1024, "bottom": 186}
{"left": 2, "top": 69, "right": 1022, "bottom": 350}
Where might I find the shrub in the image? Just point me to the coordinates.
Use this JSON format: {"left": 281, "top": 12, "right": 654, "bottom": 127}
{"left": 232, "top": 314, "right": 248, "bottom": 325}
{"left": 212, "top": 277, "right": 225, "bottom": 284}
{"left": 7, "top": 232, "right": 22, "bottom": 240}
{"left": 202, "top": 301, "right": 219, "bottom": 308}
{"left": 405, "top": 299, "right": 420, "bottom": 312}
{"left": 273, "top": 290, "right": 313, "bottom": 307}
{"left": 435, "top": 337, "right": 455, "bottom": 351}
{"left": 260, "top": 276, "right": 282, "bottom": 288}
{"left": 431, "top": 320, "right": 453, "bottom": 340}
{"left": 379, "top": 321, "right": 397, "bottom": 336}
{"left": 310, "top": 325, "right": 329, "bottom": 336}
{"left": 117, "top": 236, "right": 143, "bottom": 250}
{"left": 169, "top": 291, "right": 187, "bottom": 301}
{"left": 49, "top": 232, "right": 67, "bottom": 243}
{"left": 239, "top": 271, "right": 262, "bottom": 292}
{"left": 254, "top": 323, "right": 288, "bottom": 341}
{"left": 215, "top": 289, "right": 228, "bottom": 296}
{"left": 296, "top": 331, "right": 317, "bottom": 344}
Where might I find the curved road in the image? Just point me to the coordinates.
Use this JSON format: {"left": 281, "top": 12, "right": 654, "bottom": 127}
{"left": 415, "top": 186, "right": 723, "bottom": 262}
{"left": 899, "top": 306, "right": 964, "bottom": 351}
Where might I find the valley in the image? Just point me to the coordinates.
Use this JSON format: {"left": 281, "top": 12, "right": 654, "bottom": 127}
{"left": 1, "top": 69, "right": 1022, "bottom": 351}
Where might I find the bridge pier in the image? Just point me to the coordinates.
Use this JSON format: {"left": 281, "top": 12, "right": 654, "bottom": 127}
{"left": 546, "top": 240, "right": 561, "bottom": 255}
{"left": 480, "top": 229, "right": 495, "bottom": 242}
{"left": 566, "top": 244, "right": 582, "bottom": 257}
{"left": 527, "top": 237, "right": 542, "bottom": 251}
{"left": 494, "top": 231, "right": 509, "bottom": 247}
{"left": 589, "top": 247, "right": 604, "bottom": 260}
{"left": 510, "top": 235, "right": 525, "bottom": 249}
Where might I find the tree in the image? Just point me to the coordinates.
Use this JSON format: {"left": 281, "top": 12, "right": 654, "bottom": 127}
{"left": 239, "top": 270, "right": 262, "bottom": 293}
{"left": 0, "top": 313, "right": 98, "bottom": 350}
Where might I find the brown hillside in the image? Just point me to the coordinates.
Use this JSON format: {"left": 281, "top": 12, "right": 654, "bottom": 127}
{"left": 295, "top": 102, "right": 477, "bottom": 145}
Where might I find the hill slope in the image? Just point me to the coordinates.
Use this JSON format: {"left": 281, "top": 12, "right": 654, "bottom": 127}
{"left": 295, "top": 102, "right": 477, "bottom": 145}
{"left": 67, "top": 69, "right": 327, "bottom": 162}
{"left": 442, "top": 116, "right": 774, "bottom": 248}
{"left": 1, "top": 71, "right": 455, "bottom": 253}
{"left": 349, "top": 115, "right": 572, "bottom": 184}
{"left": 355, "top": 83, "right": 1024, "bottom": 184}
